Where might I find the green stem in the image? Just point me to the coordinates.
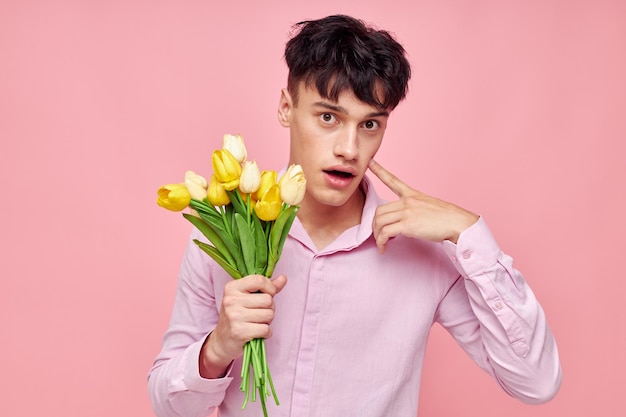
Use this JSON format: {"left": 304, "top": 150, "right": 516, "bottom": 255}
{"left": 240, "top": 343, "right": 252, "bottom": 409}
{"left": 219, "top": 205, "right": 230, "bottom": 237}
{"left": 260, "top": 389, "right": 268, "bottom": 417}
{"left": 246, "top": 193, "right": 251, "bottom": 225}
{"left": 262, "top": 339, "right": 280, "bottom": 405}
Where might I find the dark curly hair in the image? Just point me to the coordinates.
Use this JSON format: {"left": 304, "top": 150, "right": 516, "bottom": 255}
{"left": 284, "top": 15, "right": 411, "bottom": 110}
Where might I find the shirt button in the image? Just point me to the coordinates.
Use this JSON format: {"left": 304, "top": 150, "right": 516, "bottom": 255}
{"left": 494, "top": 301, "right": 503, "bottom": 310}
{"left": 462, "top": 251, "right": 471, "bottom": 259}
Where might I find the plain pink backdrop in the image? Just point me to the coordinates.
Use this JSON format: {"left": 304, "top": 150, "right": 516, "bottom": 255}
{"left": 1, "top": 0, "right": 625, "bottom": 416}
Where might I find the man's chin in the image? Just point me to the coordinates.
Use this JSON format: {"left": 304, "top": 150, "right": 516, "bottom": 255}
{"left": 310, "top": 186, "right": 364, "bottom": 210}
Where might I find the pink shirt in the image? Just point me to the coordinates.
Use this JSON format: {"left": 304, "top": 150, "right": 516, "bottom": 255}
{"left": 148, "top": 177, "right": 561, "bottom": 417}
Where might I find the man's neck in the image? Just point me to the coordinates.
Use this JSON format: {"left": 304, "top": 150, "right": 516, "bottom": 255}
{"left": 296, "top": 185, "right": 366, "bottom": 251}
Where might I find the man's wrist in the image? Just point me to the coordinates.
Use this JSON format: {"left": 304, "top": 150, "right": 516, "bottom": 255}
{"left": 447, "top": 212, "right": 480, "bottom": 244}
{"left": 199, "top": 333, "right": 233, "bottom": 379}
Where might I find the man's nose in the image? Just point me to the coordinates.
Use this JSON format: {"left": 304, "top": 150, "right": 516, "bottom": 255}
{"left": 334, "top": 126, "right": 359, "bottom": 160}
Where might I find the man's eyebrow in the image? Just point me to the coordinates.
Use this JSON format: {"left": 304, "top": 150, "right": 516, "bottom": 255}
{"left": 313, "top": 101, "right": 347, "bottom": 114}
{"left": 367, "top": 110, "right": 390, "bottom": 118}
{"left": 313, "top": 101, "right": 389, "bottom": 118}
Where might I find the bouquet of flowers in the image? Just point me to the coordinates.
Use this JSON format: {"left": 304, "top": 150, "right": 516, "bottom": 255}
{"left": 156, "top": 134, "right": 306, "bottom": 417}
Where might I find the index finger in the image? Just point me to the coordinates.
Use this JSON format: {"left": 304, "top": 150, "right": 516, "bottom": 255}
{"left": 235, "top": 274, "right": 279, "bottom": 296}
{"left": 368, "top": 159, "right": 411, "bottom": 197}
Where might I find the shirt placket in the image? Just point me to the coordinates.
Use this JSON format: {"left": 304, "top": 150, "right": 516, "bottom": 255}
{"left": 289, "top": 252, "right": 325, "bottom": 417}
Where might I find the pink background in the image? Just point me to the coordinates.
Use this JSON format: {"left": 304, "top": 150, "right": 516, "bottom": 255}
{"left": 1, "top": 0, "right": 625, "bottom": 416}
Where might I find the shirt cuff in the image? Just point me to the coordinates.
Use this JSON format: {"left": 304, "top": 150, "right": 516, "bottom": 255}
{"left": 183, "top": 337, "right": 234, "bottom": 393}
{"left": 442, "top": 216, "right": 502, "bottom": 277}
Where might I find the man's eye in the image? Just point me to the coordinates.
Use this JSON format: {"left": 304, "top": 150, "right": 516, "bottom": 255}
{"left": 363, "top": 120, "right": 379, "bottom": 130}
{"left": 320, "top": 113, "right": 336, "bottom": 123}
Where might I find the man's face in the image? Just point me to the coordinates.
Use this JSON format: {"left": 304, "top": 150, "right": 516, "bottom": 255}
{"left": 278, "top": 83, "right": 390, "bottom": 212}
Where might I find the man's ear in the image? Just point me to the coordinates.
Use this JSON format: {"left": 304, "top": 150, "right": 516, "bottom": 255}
{"left": 277, "top": 88, "right": 293, "bottom": 127}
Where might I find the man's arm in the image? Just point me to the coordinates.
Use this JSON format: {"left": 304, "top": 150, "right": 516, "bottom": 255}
{"left": 368, "top": 159, "right": 479, "bottom": 248}
{"left": 368, "top": 159, "right": 561, "bottom": 403}
{"left": 438, "top": 218, "right": 561, "bottom": 403}
{"left": 148, "top": 229, "right": 286, "bottom": 417}
{"left": 199, "top": 274, "right": 287, "bottom": 379}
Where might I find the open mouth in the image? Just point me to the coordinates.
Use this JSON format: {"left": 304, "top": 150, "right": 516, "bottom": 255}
{"left": 324, "top": 170, "right": 355, "bottom": 179}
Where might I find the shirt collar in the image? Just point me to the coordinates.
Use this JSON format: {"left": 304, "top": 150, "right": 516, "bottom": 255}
{"left": 289, "top": 175, "right": 384, "bottom": 254}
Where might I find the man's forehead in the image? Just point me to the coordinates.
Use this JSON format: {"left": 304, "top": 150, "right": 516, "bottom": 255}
{"left": 298, "top": 80, "right": 390, "bottom": 112}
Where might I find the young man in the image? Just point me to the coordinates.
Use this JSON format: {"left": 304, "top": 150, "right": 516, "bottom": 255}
{"left": 149, "top": 15, "right": 561, "bottom": 417}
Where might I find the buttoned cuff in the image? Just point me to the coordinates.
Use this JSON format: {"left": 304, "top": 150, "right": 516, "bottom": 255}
{"left": 183, "top": 337, "right": 234, "bottom": 393}
{"left": 442, "top": 216, "right": 502, "bottom": 277}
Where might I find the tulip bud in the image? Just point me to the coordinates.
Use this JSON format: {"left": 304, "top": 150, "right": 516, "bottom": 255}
{"left": 254, "top": 184, "right": 282, "bottom": 221}
{"left": 239, "top": 161, "right": 262, "bottom": 194}
{"left": 184, "top": 180, "right": 207, "bottom": 201}
{"left": 184, "top": 170, "right": 208, "bottom": 201}
{"left": 278, "top": 164, "right": 304, "bottom": 187}
{"left": 278, "top": 164, "right": 306, "bottom": 206}
{"left": 256, "top": 170, "right": 277, "bottom": 201}
{"left": 207, "top": 174, "right": 231, "bottom": 206}
{"left": 156, "top": 183, "right": 191, "bottom": 211}
{"left": 222, "top": 133, "right": 247, "bottom": 163}
{"left": 212, "top": 149, "right": 241, "bottom": 190}
{"left": 184, "top": 170, "right": 208, "bottom": 188}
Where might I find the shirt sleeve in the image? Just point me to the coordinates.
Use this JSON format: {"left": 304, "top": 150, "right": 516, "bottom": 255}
{"left": 147, "top": 229, "right": 234, "bottom": 417}
{"left": 438, "top": 217, "right": 562, "bottom": 404}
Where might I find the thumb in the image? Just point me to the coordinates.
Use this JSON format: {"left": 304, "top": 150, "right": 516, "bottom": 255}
{"left": 271, "top": 274, "right": 288, "bottom": 294}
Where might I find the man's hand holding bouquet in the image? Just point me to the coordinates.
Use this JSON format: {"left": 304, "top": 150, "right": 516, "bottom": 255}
{"left": 156, "top": 134, "right": 306, "bottom": 417}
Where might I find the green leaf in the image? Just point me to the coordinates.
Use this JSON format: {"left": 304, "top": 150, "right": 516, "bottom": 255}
{"left": 218, "top": 205, "right": 244, "bottom": 273}
{"left": 195, "top": 210, "right": 227, "bottom": 234}
{"left": 234, "top": 213, "right": 255, "bottom": 275}
{"left": 189, "top": 199, "right": 224, "bottom": 223}
{"left": 266, "top": 205, "right": 298, "bottom": 277}
{"left": 224, "top": 204, "right": 234, "bottom": 235}
{"left": 227, "top": 190, "right": 248, "bottom": 217}
{"left": 193, "top": 239, "right": 242, "bottom": 279}
{"left": 189, "top": 201, "right": 231, "bottom": 240}
{"left": 252, "top": 213, "right": 268, "bottom": 275}
{"left": 197, "top": 210, "right": 242, "bottom": 264}
{"left": 276, "top": 206, "right": 298, "bottom": 255}
{"left": 269, "top": 206, "right": 298, "bottom": 252}
{"left": 183, "top": 213, "right": 237, "bottom": 267}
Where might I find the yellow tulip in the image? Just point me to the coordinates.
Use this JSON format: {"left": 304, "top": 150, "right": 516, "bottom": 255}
{"left": 254, "top": 184, "right": 282, "bottom": 221}
{"left": 222, "top": 133, "right": 247, "bottom": 163}
{"left": 184, "top": 170, "right": 208, "bottom": 201}
{"left": 212, "top": 149, "right": 241, "bottom": 190}
{"left": 207, "top": 174, "right": 231, "bottom": 206}
{"left": 278, "top": 164, "right": 306, "bottom": 206}
{"left": 256, "top": 170, "right": 277, "bottom": 201}
{"left": 239, "top": 161, "right": 262, "bottom": 194}
{"left": 156, "top": 183, "right": 191, "bottom": 211}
